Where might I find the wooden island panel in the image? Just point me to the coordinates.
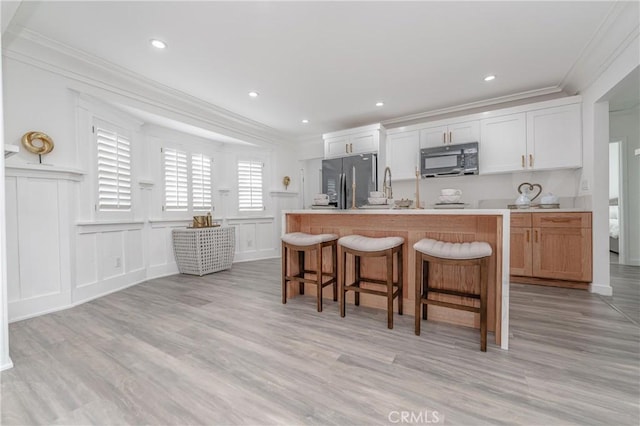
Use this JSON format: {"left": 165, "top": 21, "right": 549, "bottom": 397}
{"left": 284, "top": 212, "right": 504, "bottom": 346}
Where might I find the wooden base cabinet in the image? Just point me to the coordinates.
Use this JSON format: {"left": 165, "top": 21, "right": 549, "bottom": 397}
{"left": 510, "top": 212, "right": 592, "bottom": 288}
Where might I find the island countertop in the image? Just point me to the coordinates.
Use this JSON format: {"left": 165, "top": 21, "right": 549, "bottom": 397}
{"left": 283, "top": 209, "right": 511, "bottom": 349}
{"left": 284, "top": 208, "right": 510, "bottom": 215}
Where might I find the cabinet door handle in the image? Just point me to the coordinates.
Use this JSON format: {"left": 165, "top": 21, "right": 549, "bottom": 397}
{"left": 350, "top": 143, "right": 353, "bottom": 153}
{"left": 545, "top": 218, "right": 573, "bottom": 223}
{"left": 521, "top": 155, "right": 525, "bottom": 168}
{"left": 443, "top": 132, "right": 446, "bottom": 144}
{"left": 449, "top": 131, "right": 452, "bottom": 143}
{"left": 346, "top": 143, "right": 349, "bottom": 153}
{"left": 529, "top": 154, "right": 533, "bottom": 168}
{"left": 526, "top": 229, "right": 530, "bottom": 243}
{"left": 534, "top": 230, "right": 538, "bottom": 243}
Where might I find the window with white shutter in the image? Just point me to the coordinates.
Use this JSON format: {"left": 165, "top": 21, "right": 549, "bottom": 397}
{"left": 191, "top": 153, "right": 212, "bottom": 211}
{"left": 163, "top": 148, "right": 188, "bottom": 211}
{"left": 238, "top": 160, "right": 264, "bottom": 211}
{"left": 96, "top": 123, "right": 131, "bottom": 211}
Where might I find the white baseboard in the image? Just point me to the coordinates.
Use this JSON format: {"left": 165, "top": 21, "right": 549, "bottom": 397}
{"left": 8, "top": 291, "right": 73, "bottom": 323}
{"left": 9, "top": 265, "right": 178, "bottom": 323}
{"left": 1, "top": 359, "right": 14, "bottom": 371}
{"left": 590, "top": 283, "right": 613, "bottom": 296}
{"left": 233, "top": 249, "right": 279, "bottom": 262}
{"left": 147, "top": 262, "right": 179, "bottom": 280}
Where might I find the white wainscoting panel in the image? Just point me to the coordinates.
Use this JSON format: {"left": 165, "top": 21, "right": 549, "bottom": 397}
{"left": 256, "top": 221, "right": 274, "bottom": 252}
{"left": 76, "top": 233, "right": 97, "bottom": 287}
{"left": 227, "top": 217, "right": 278, "bottom": 262}
{"left": 98, "top": 231, "right": 124, "bottom": 280}
{"left": 125, "top": 229, "right": 144, "bottom": 272}
{"left": 5, "top": 177, "right": 20, "bottom": 302}
{"left": 7, "top": 176, "right": 73, "bottom": 321}
{"left": 146, "top": 224, "right": 181, "bottom": 279}
{"left": 149, "top": 227, "right": 167, "bottom": 268}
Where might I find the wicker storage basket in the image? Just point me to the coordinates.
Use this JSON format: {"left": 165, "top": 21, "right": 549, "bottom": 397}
{"left": 172, "top": 227, "right": 235, "bottom": 276}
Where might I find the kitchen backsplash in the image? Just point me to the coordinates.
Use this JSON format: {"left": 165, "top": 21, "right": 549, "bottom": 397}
{"left": 392, "top": 168, "right": 582, "bottom": 209}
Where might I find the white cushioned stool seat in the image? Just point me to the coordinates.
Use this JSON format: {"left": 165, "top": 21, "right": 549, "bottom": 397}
{"left": 414, "top": 238, "right": 492, "bottom": 259}
{"left": 339, "top": 235, "right": 404, "bottom": 252}
{"left": 282, "top": 232, "right": 338, "bottom": 246}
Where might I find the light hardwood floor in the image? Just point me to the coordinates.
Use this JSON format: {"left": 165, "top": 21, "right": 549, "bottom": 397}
{"left": 2, "top": 259, "right": 639, "bottom": 425}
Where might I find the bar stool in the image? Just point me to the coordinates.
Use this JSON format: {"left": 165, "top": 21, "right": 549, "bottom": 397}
{"left": 414, "top": 238, "right": 492, "bottom": 351}
{"left": 339, "top": 235, "right": 404, "bottom": 329}
{"left": 281, "top": 232, "right": 338, "bottom": 312}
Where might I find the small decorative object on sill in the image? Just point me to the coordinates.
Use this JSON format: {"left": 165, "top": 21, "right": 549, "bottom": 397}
{"left": 282, "top": 176, "right": 291, "bottom": 190}
{"left": 21, "top": 131, "right": 54, "bottom": 164}
{"left": 191, "top": 212, "right": 217, "bottom": 228}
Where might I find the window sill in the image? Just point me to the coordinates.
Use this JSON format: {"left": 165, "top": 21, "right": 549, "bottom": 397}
{"left": 269, "top": 190, "right": 298, "bottom": 197}
{"left": 76, "top": 220, "right": 144, "bottom": 234}
{"left": 226, "top": 216, "right": 274, "bottom": 222}
{"left": 6, "top": 164, "right": 86, "bottom": 181}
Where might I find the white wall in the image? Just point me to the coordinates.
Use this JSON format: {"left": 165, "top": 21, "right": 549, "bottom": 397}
{"left": 0, "top": 21, "right": 14, "bottom": 371}
{"left": 391, "top": 169, "right": 581, "bottom": 209}
{"left": 610, "top": 106, "right": 640, "bottom": 265}
{"left": 3, "top": 53, "right": 300, "bottom": 322}
{"left": 609, "top": 142, "right": 620, "bottom": 199}
{"left": 579, "top": 36, "right": 639, "bottom": 295}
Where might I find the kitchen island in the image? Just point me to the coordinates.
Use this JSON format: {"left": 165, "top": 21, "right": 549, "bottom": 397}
{"left": 283, "top": 209, "right": 510, "bottom": 349}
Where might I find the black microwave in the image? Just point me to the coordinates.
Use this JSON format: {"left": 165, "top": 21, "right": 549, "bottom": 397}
{"left": 420, "top": 142, "right": 479, "bottom": 178}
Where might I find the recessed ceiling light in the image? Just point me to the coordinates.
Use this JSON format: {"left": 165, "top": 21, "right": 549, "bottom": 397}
{"left": 301, "top": 119, "right": 309, "bottom": 124}
{"left": 375, "top": 102, "right": 384, "bottom": 107}
{"left": 484, "top": 75, "right": 496, "bottom": 82}
{"left": 150, "top": 39, "right": 167, "bottom": 49}
{"left": 248, "top": 91, "right": 259, "bottom": 98}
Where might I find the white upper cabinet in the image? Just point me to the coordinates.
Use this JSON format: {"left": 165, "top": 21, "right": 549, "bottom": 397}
{"left": 419, "top": 124, "right": 449, "bottom": 148}
{"left": 448, "top": 120, "right": 481, "bottom": 145}
{"left": 480, "top": 102, "right": 582, "bottom": 174}
{"left": 323, "top": 124, "right": 385, "bottom": 159}
{"left": 420, "top": 120, "right": 479, "bottom": 148}
{"left": 325, "top": 135, "right": 351, "bottom": 158}
{"left": 386, "top": 130, "right": 420, "bottom": 180}
{"left": 480, "top": 113, "right": 527, "bottom": 174}
{"left": 526, "top": 103, "right": 582, "bottom": 170}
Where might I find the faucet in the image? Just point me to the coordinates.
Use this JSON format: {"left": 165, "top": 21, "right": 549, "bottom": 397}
{"left": 383, "top": 166, "right": 393, "bottom": 199}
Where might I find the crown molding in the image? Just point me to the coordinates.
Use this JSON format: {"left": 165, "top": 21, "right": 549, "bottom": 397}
{"left": 3, "top": 27, "right": 296, "bottom": 149}
{"left": 560, "top": 1, "right": 640, "bottom": 94}
{"left": 381, "top": 86, "right": 562, "bottom": 127}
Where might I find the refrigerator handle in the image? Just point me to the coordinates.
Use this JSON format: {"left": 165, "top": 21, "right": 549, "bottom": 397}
{"left": 372, "top": 155, "right": 377, "bottom": 184}
{"left": 340, "top": 172, "right": 346, "bottom": 209}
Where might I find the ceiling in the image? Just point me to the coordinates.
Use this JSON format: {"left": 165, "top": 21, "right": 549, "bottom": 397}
{"left": 5, "top": 1, "right": 621, "bottom": 141}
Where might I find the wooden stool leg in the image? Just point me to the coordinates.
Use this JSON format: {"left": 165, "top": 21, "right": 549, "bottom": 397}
{"left": 414, "top": 252, "right": 421, "bottom": 335}
{"left": 282, "top": 242, "right": 287, "bottom": 305}
{"left": 422, "top": 260, "right": 429, "bottom": 320}
{"left": 340, "top": 250, "right": 347, "bottom": 318}
{"left": 316, "top": 243, "right": 323, "bottom": 312}
{"left": 332, "top": 242, "right": 338, "bottom": 301}
{"left": 298, "top": 250, "right": 305, "bottom": 295}
{"left": 397, "top": 248, "right": 403, "bottom": 315}
{"left": 480, "top": 258, "right": 488, "bottom": 352}
{"left": 354, "top": 255, "right": 361, "bottom": 306}
{"left": 386, "top": 249, "right": 394, "bottom": 329}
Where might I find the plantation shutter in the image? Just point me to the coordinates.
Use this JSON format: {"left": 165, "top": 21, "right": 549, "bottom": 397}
{"left": 163, "top": 148, "right": 188, "bottom": 211}
{"left": 192, "top": 153, "right": 212, "bottom": 211}
{"left": 96, "top": 124, "right": 131, "bottom": 211}
{"left": 238, "top": 160, "right": 264, "bottom": 211}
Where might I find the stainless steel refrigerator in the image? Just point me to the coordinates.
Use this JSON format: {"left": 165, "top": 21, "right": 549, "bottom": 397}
{"left": 322, "top": 153, "right": 378, "bottom": 209}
